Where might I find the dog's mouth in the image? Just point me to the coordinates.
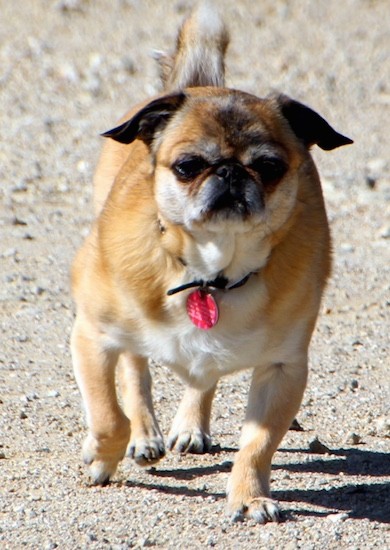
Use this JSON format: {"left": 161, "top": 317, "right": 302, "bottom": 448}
{"left": 199, "top": 167, "right": 264, "bottom": 221}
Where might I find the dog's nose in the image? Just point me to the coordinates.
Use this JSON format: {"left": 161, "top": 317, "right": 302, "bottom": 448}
{"left": 215, "top": 163, "right": 245, "bottom": 187}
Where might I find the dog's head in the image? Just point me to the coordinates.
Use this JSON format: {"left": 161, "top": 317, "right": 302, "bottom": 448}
{"left": 103, "top": 89, "right": 352, "bottom": 236}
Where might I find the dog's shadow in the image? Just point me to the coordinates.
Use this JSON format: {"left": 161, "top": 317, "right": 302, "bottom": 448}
{"left": 273, "top": 447, "right": 390, "bottom": 523}
{"left": 123, "top": 446, "right": 390, "bottom": 523}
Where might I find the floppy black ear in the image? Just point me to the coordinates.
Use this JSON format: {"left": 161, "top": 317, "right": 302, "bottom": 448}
{"left": 277, "top": 94, "right": 353, "bottom": 151}
{"left": 101, "top": 92, "right": 186, "bottom": 145}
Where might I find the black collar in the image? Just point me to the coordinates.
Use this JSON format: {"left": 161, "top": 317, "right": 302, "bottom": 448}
{"left": 167, "top": 273, "right": 253, "bottom": 296}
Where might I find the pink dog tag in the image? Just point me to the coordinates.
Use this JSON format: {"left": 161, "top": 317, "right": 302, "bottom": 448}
{"left": 186, "top": 289, "right": 219, "bottom": 330}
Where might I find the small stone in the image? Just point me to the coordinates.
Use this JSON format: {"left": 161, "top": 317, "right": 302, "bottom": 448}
{"left": 77, "top": 160, "right": 90, "bottom": 174}
{"left": 350, "top": 379, "right": 359, "bottom": 390}
{"left": 340, "top": 243, "right": 354, "bottom": 253}
{"left": 366, "top": 158, "right": 387, "bottom": 180}
{"left": 11, "top": 217, "right": 28, "bottom": 226}
{"left": 378, "top": 225, "right": 390, "bottom": 239}
{"left": 365, "top": 175, "right": 377, "bottom": 189}
{"left": 12, "top": 182, "right": 28, "bottom": 193}
{"left": 20, "top": 411, "right": 28, "bottom": 419}
{"left": 0, "top": 452, "right": 6, "bottom": 459}
{"left": 22, "top": 274, "right": 35, "bottom": 282}
{"left": 345, "top": 432, "right": 362, "bottom": 445}
{"left": 140, "top": 536, "right": 154, "bottom": 547}
{"left": 56, "top": 0, "right": 85, "bottom": 13}
{"left": 121, "top": 56, "right": 137, "bottom": 75}
{"left": 58, "top": 62, "right": 80, "bottom": 84}
{"left": 23, "top": 392, "right": 39, "bottom": 402}
{"left": 2, "top": 248, "right": 17, "bottom": 258}
{"left": 33, "top": 286, "right": 46, "bottom": 296}
{"left": 308, "top": 437, "right": 331, "bottom": 454}
{"left": 326, "top": 512, "right": 349, "bottom": 522}
{"left": 88, "top": 52, "right": 102, "bottom": 72}
{"left": 47, "top": 390, "right": 60, "bottom": 398}
{"left": 289, "top": 418, "right": 304, "bottom": 431}
{"left": 373, "top": 416, "right": 390, "bottom": 438}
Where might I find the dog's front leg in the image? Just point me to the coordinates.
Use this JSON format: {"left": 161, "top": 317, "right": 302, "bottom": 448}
{"left": 119, "top": 354, "right": 165, "bottom": 466}
{"left": 168, "top": 384, "right": 217, "bottom": 454}
{"left": 227, "top": 359, "right": 308, "bottom": 523}
{"left": 71, "top": 316, "right": 130, "bottom": 484}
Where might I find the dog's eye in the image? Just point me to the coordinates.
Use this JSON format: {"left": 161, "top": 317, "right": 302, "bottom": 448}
{"left": 172, "top": 156, "right": 208, "bottom": 181}
{"left": 250, "top": 157, "right": 287, "bottom": 185}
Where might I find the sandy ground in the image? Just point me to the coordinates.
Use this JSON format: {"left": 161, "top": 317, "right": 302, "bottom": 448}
{"left": 0, "top": 0, "right": 389, "bottom": 548}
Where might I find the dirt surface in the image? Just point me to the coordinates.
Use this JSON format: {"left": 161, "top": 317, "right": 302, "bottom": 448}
{"left": 1, "top": 0, "right": 389, "bottom": 548}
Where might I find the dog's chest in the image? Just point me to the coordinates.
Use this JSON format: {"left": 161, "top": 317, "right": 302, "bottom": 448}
{"left": 143, "top": 317, "right": 267, "bottom": 388}
{"left": 106, "top": 284, "right": 278, "bottom": 387}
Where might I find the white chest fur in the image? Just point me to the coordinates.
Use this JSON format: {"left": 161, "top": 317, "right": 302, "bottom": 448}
{"left": 101, "top": 277, "right": 307, "bottom": 391}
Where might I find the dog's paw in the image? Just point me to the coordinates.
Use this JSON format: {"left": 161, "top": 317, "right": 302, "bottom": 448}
{"left": 82, "top": 431, "right": 129, "bottom": 485}
{"left": 228, "top": 496, "right": 280, "bottom": 524}
{"left": 126, "top": 435, "right": 165, "bottom": 466}
{"left": 168, "top": 428, "right": 212, "bottom": 454}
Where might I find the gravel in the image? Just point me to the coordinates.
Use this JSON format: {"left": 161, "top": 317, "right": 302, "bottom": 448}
{"left": 1, "top": 0, "right": 389, "bottom": 548}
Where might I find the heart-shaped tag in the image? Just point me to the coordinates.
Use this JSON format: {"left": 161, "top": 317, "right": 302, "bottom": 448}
{"left": 186, "top": 289, "right": 219, "bottom": 330}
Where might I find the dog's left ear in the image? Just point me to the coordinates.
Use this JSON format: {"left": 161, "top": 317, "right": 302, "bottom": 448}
{"left": 277, "top": 94, "right": 353, "bottom": 151}
{"left": 102, "top": 92, "right": 186, "bottom": 145}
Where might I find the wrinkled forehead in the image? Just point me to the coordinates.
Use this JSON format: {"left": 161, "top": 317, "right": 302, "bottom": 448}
{"left": 157, "top": 93, "right": 287, "bottom": 164}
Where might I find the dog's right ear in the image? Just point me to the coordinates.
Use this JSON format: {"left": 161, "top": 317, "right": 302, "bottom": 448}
{"left": 277, "top": 94, "right": 353, "bottom": 151}
{"left": 102, "top": 92, "right": 186, "bottom": 145}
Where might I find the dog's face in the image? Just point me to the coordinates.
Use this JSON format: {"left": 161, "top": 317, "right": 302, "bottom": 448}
{"left": 154, "top": 92, "right": 297, "bottom": 237}
{"left": 103, "top": 89, "right": 352, "bottom": 238}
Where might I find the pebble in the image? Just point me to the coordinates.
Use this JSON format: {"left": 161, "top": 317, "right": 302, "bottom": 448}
{"left": 139, "top": 535, "right": 154, "bottom": 547}
{"left": 33, "top": 286, "right": 46, "bottom": 296}
{"left": 378, "top": 224, "right": 390, "bottom": 239}
{"left": 308, "top": 437, "right": 331, "bottom": 454}
{"left": 56, "top": 0, "right": 85, "bottom": 13}
{"left": 326, "top": 512, "right": 349, "bottom": 522}
{"left": 339, "top": 243, "right": 354, "bottom": 253}
{"left": 345, "top": 432, "right": 362, "bottom": 445}
{"left": 77, "top": 160, "right": 90, "bottom": 174}
{"left": 289, "top": 418, "right": 304, "bottom": 431}
{"left": 2, "top": 248, "right": 17, "bottom": 258}
{"left": 350, "top": 379, "right": 359, "bottom": 390}
{"left": 373, "top": 416, "right": 390, "bottom": 438}
{"left": 366, "top": 158, "right": 387, "bottom": 179}
{"left": 22, "top": 392, "right": 39, "bottom": 402}
{"left": 11, "top": 182, "right": 28, "bottom": 193}
{"left": 364, "top": 158, "right": 387, "bottom": 189}
{"left": 58, "top": 62, "right": 80, "bottom": 84}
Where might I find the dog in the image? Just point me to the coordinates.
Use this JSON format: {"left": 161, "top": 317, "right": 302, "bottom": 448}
{"left": 71, "top": 3, "right": 352, "bottom": 523}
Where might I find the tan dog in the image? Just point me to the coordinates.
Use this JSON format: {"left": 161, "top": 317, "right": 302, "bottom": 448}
{"left": 71, "top": 4, "right": 352, "bottom": 523}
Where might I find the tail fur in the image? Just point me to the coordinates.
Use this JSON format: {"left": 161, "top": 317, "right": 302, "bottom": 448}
{"left": 155, "top": 2, "right": 229, "bottom": 91}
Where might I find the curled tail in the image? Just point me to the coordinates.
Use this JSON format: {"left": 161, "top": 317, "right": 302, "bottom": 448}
{"left": 155, "top": 2, "right": 229, "bottom": 91}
